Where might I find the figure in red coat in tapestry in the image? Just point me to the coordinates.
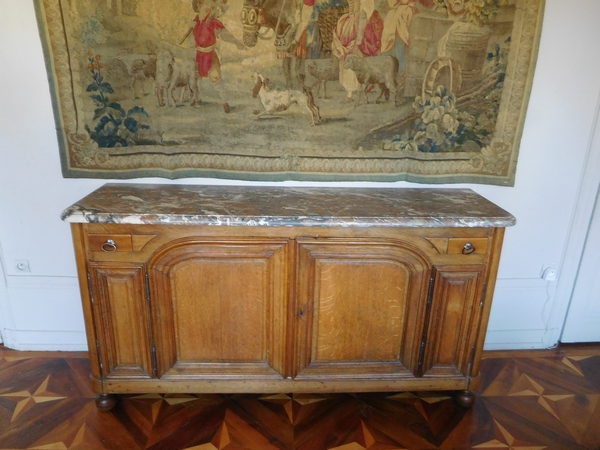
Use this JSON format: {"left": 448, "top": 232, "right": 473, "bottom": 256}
{"left": 183, "top": 0, "right": 245, "bottom": 113}
{"left": 331, "top": 0, "right": 384, "bottom": 103}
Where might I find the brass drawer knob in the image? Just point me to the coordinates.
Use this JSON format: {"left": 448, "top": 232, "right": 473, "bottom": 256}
{"left": 101, "top": 239, "right": 117, "bottom": 253}
{"left": 462, "top": 242, "right": 476, "bottom": 255}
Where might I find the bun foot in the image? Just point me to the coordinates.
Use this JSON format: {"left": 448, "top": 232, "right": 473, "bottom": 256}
{"left": 95, "top": 394, "right": 118, "bottom": 412}
{"left": 454, "top": 390, "right": 476, "bottom": 409}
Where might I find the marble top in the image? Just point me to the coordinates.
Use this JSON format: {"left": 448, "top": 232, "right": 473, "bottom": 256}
{"left": 61, "top": 184, "right": 516, "bottom": 228}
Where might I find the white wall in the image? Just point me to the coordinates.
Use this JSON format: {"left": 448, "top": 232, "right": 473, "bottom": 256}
{"left": 0, "top": 0, "right": 598, "bottom": 350}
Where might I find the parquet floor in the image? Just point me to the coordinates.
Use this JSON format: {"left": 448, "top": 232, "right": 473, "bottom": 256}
{"left": 0, "top": 345, "right": 599, "bottom": 450}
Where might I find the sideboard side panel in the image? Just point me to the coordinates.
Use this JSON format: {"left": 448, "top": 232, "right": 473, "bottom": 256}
{"left": 470, "top": 227, "right": 506, "bottom": 381}
{"left": 70, "top": 224, "right": 102, "bottom": 387}
{"left": 422, "top": 266, "right": 486, "bottom": 378}
{"left": 88, "top": 263, "right": 154, "bottom": 379}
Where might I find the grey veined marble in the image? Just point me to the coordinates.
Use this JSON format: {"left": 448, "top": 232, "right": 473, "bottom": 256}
{"left": 61, "top": 184, "right": 516, "bottom": 228}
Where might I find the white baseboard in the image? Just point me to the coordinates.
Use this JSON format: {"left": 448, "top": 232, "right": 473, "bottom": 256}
{"left": 484, "top": 330, "right": 548, "bottom": 350}
{"left": 484, "top": 277, "right": 557, "bottom": 350}
{"left": 2, "top": 329, "right": 88, "bottom": 351}
{"left": 2, "top": 275, "right": 86, "bottom": 351}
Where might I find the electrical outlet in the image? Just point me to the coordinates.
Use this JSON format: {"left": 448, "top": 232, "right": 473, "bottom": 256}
{"left": 542, "top": 267, "right": 557, "bottom": 281}
{"left": 15, "top": 260, "right": 31, "bottom": 273}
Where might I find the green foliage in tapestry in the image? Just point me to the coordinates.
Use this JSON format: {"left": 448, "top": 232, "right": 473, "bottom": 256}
{"left": 383, "top": 35, "right": 511, "bottom": 153}
{"left": 84, "top": 53, "right": 152, "bottom": 148}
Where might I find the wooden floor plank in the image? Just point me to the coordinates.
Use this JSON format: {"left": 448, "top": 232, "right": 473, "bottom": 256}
{"left": 1, "top": 346, "right": 599, "bottom": 449}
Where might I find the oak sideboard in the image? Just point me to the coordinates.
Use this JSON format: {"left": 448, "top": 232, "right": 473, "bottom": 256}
{"left": 62, "top": 184, "right": 515, "bottom": 411}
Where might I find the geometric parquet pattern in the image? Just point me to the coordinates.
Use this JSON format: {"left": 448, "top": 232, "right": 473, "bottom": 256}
{"left": 1, "top": 346, "right": 599, "bottom": 449}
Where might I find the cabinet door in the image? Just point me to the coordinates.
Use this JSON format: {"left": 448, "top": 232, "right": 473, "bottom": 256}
{"left": 420, "top": 266, "right": 485, "bottom": 378}
{"left": 149, "top": 239, "right": 289, "bottom": 380}
{"left": 88, "top": 263, "right": 154, "bottom": 379}
{"left": 295, "top": 239, "right": 431, "bottom": 379}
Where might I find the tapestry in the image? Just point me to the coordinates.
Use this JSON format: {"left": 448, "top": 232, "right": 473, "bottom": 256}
{"left": 35, "top": 0, "right": 544, "bottom": 185}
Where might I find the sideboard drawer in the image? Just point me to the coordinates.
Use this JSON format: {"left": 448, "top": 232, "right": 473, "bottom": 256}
{"left": 87, "top": 234, "right": 133, "bottom": 253}
{"left": 448, "top": 238, "right": 488, "bottom": 255}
